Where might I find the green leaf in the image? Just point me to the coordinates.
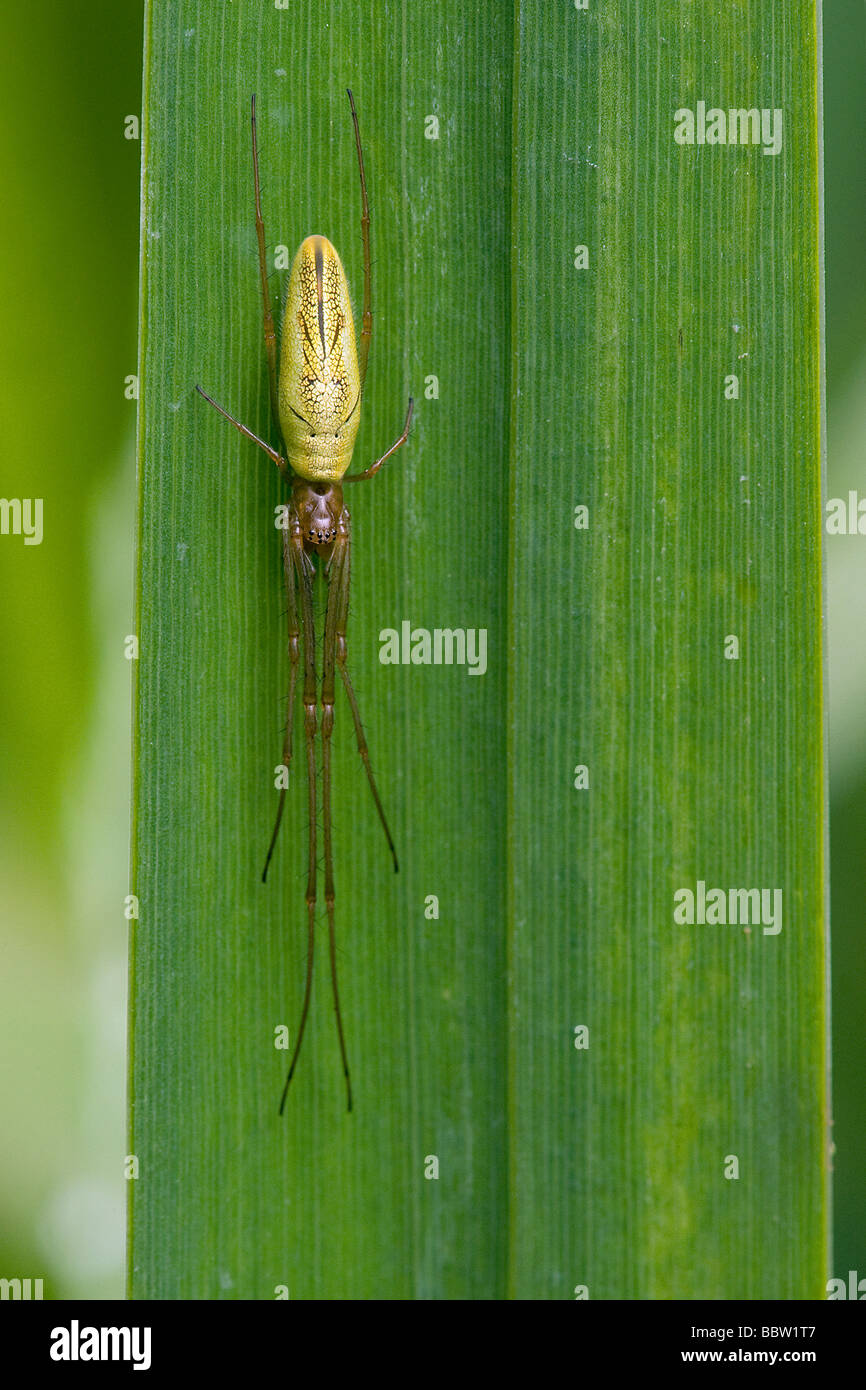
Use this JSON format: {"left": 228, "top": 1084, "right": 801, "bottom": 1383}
{"left": 507, "top": 0, "right": 828, "bottom": 1301}
{"left": 131, "top": 0, "right": 828, "bottom": 1298}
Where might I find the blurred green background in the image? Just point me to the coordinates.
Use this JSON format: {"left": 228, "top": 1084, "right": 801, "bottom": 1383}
{"left": 0, "top": 2, "right": 861, "bottom": 1299}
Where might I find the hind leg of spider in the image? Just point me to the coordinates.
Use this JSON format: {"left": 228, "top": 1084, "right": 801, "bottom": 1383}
{"left": 322, "top": 523, "right": 354, "bottom": 1110}
{"left": 262, "top": 525, "right": 300, "bottom": 883}
{"left": 331, "top": 511, "right": 398, "bottom": 872}
{"left": 279, "top": 530, "right": 318, "bottom": 1114}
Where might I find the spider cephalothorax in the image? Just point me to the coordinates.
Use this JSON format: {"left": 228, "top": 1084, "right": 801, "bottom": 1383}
{"left": 293, "top": 477, "right": 343, "bottom": 550}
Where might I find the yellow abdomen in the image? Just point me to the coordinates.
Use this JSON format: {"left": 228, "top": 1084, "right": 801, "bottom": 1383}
{"left": 278, "top": 235, "right": 361, "bottom": 482}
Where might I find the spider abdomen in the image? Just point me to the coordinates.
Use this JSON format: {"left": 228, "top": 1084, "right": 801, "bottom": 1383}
{"left": 279, "top": 234, "right": 361, "bottom": 482}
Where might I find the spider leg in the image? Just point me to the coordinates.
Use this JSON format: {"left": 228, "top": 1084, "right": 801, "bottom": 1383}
{"left": 344, "top": 398, "right": 413, "bottom": 483}
{"left": 194, "top": 385, "right": 289, "bottom": 480}
{"left": 322, "top": 520, "right": 355, "bottom": 1110}
{"left": 262, "top": 525, "right": 300, "bottom": 882}
{"left": 278, "top": 529, "right": 318, "bottom": 1114}
{"left": 333, "top": 511, "right": 398, "bottom": 871}
{"left": 347, "top": 90, "right": 372, "bottom": 398}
